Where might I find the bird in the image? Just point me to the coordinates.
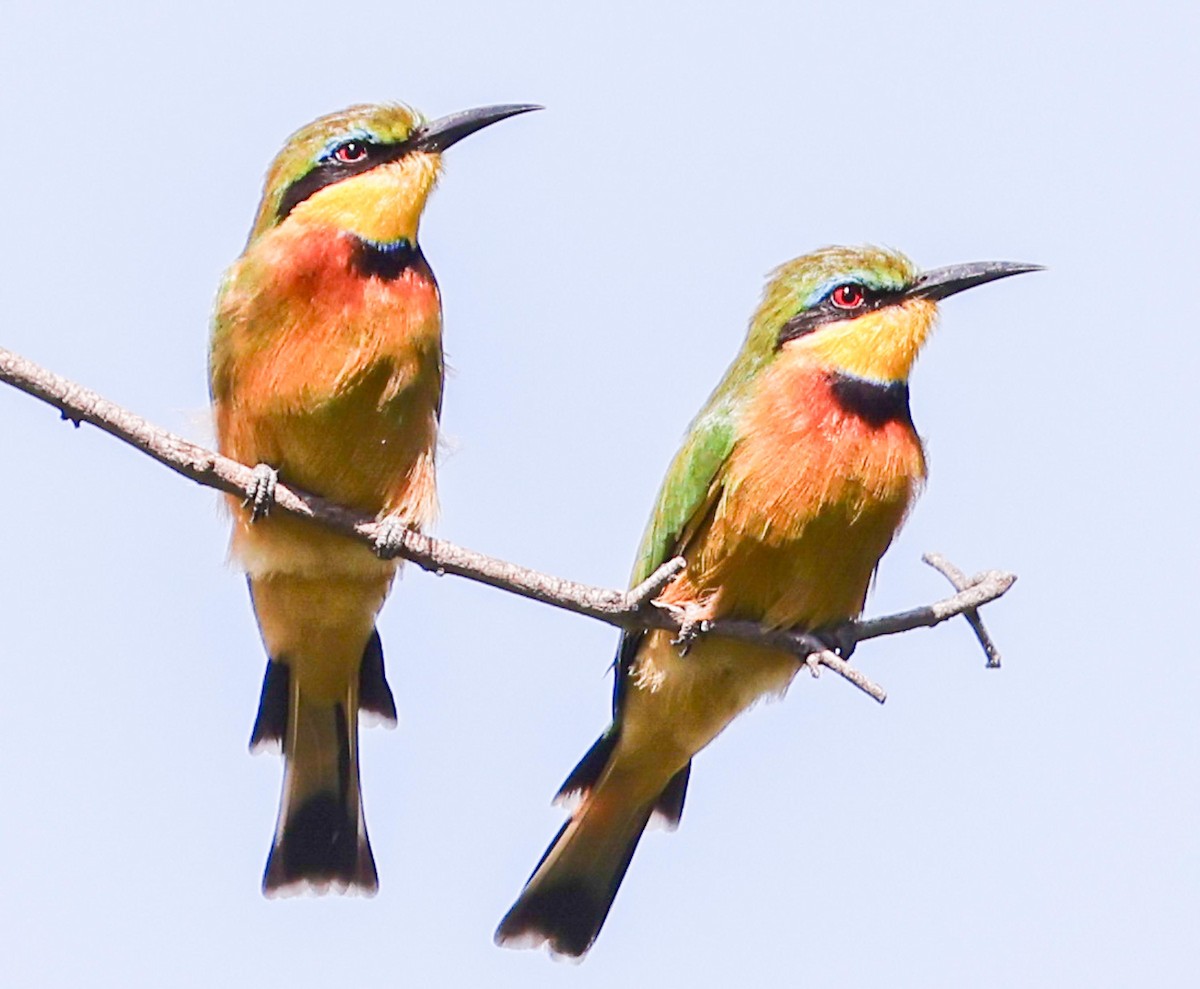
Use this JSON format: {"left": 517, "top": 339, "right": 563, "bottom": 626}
{"left": 209, "top": 100, "right": 538, "bottom": 896}
{"left": 495, "top": 245, "right": 1040, "bottom": 957}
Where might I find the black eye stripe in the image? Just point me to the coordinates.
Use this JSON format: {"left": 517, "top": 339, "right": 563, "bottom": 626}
{"left": 276, "top": 137, "right": 412, "bottom": 223}
{"left": 775, "top": 285, "right": 904, "bottom": 348}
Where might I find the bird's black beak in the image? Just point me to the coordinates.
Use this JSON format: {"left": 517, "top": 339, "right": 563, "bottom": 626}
{"left": 410, "top": 103, "right": 542, "bottom": 153}
{"left": 908, "top": 260, "right": 1044, "bottom": 301}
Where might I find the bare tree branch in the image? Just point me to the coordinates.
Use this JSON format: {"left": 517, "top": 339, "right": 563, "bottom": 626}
{"left": 921, "top": 552, "right": 1008, "bottom": 668}
{"left": 0, "top": 343, "right": 1016, "bottom": 705}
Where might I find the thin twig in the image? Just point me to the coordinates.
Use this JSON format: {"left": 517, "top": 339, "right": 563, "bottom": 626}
{"left": 624, "top": 558, "right": 688, "bottom": 610}
{"left": 0, "top": 344, "right": 1016, "bottom": 704}
{"left": 922, "top": 552, "right": 1007, "bottom": 668}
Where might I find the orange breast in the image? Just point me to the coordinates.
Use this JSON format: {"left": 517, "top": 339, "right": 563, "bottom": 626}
{"left": 212, "top": 221, "right": 443, "bottom": 577}
{"left": 660, "top": 355, "right": 927, "bottom": 630}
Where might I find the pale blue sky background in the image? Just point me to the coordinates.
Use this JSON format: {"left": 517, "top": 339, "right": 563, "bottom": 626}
{"left": 1, "top": 1, "right": 1196, "bottom": 985}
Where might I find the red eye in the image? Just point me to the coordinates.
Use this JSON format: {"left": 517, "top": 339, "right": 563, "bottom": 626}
{"left": 333, "top": 140, "right": 368, "bottom": 164}
{"left": 831, "top": 284, "right": 866, "bottom": 309}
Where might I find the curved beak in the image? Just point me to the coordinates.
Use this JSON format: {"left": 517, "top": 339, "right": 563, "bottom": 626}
{"left": 410, "top": 103, "right": 542, "bottom": 153}
{"left": 909, "top": 260, "right": 1044, "bottom": 301}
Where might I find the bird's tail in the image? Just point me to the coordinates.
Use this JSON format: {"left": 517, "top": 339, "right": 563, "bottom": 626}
{"left": 250, "top": 630, "right": 396, "bottom": 896}
{"left": 495, "top": 733, "right": 692, "bottom": 958}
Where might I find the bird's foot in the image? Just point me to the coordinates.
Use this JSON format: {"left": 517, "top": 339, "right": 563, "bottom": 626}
{"left": 373, "top": 515, "right": 414, "bottom": 560}
{"left": 243, "top": 464, "right": 278, "bottom": 522}
{"left": 663, "top": 604, "right": 711, "bottom": 656}
{"left": 814, "top": 623, "right": 858, "bottom": 661}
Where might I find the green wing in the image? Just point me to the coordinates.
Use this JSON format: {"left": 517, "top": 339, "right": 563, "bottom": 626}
{"left": 630, "top": 389, "right": 740, "bottom": 586}
{"left": 598, "top": 387, "right": 741, "bottom": 731}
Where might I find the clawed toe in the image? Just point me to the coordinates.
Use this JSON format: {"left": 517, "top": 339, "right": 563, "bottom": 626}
{"left": 665, "top": 606, "right": 711, "bottom": 655}
{"left": 373, "top": 515, "right": 412, "bottom": 560}
{"left": 244, "top": 464, "right": 278, "bottom": 522}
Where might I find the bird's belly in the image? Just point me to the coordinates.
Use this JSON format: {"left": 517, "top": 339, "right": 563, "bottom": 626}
{"left": 725, "top": 491, "right": 913, "bottom": 630}
{"left": 619, "top": 465, "right": 917, "bottom": 771}
{"left": 619, "top": 629, "right": 801, "bottom": 772}
{"left": 222, "top": 360, "right": 439, "bottom": 580}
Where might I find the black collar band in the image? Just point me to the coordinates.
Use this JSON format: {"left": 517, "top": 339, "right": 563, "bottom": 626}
{"left": 828, "top": 372, "right": 913, "bottom": 429}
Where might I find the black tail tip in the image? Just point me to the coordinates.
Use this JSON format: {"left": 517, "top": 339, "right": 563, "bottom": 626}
{"left": 263, "top": 793, "right": 378, "bottom": 896}
{"left": 359, "top": 630, "right": 398, "bottom": 726}
{"left": 494, "top": 881, "right": 607, "bottom": 959}
{"left": 249, "top": 660, "right": 289, "bottom": 754}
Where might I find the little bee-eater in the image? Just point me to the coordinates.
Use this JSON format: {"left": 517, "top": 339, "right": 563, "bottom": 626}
{"left": 210, "top": 101, "right": 537, "bottom": 895}
{"left": 496, "top": 245, "right": 1040, "bottom": 956}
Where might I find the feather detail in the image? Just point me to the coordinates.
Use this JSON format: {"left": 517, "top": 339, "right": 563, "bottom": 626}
{"left": 658, "top": 351, "right": 925, "bottom": 631}
{"left": 212, "top": 221, "right": 442, "bottom": 578}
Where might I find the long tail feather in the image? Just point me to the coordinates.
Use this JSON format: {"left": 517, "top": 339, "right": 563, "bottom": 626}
{"left": 262, "top": 671, "right": 377, "bottom": 895}
{"left": 498, "top": 735, "right": 689, "bottom": 958}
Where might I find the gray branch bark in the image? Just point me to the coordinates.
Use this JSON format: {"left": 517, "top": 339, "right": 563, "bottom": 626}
{"left": 0, "top": 343, "right": 1017, "bottom": 704}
